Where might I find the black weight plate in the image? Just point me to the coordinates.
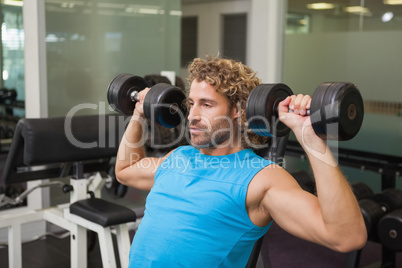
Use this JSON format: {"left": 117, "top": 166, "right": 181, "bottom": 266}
{"left": 359, "top": 199, "right": 385, "bottom": 241}
{"left": 144, "top": 83, "right": 187, "bottom": 128}
{"left": 246, "top": 84, "right": 293, "bottom": 137}
{"left": 351, "top": 182, "right": 374, "bottom": 201}
{"left": 247, "top": 85, "right": 275, "bottom": 136}
{"left": 373, "top": 188, "right": 402, "bottom": 213}
{"left": 263, "top": 84, "right": 293, "bottom": 137}
{"left": 310, "top": 82, "right": 343, "bottom": 140}
{"left": 322, "top": 82, "right": 362, "bottom": 140}
{"left": 144, "top": 74, "right": 171, "bottom": 87}
{"left": 291, "top": 170, "right": 316, "bottom": 194}
{"left": 378, "top": 209, "right": 402, "bottom": 251}
{"left": 246, "top": 84, "right": 270, "bottom": 136}
{"left": 311, "top": 82, "right": 364, "bottom": 140}
{"left": 254, "top": 85, "right": 280, "bottom": 136}
{"left": 107, "top": 74, "right": 149, "bottom": 116}
{"left": 115, "top": 184, "right": 128, "bottom": 198}
{"left": 337, "top": 85, "right": 364, "bottom": 140}
{"left": 107, "top": 73, "right": 132, "bottom": 114}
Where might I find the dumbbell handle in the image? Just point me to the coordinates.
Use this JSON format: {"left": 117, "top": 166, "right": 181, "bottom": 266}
{"left": 130, "top": 90, "right": 180, "bottom": 115}
{"left": 130, "top": 90, "right": 139, "bottom": 102}
{"left": 289, "top": 109, "right": 311, "bottom": 116}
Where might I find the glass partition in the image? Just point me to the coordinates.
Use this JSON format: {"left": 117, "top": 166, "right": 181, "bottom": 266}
{"left": 285, "top": 0, "right": 402, "bottom": 154}
{"left": 285, "top": 0, "right": 402, "bottom": 188}
{"left": 1, "top": 2, "right": 24, "bottom": 118}
{"left": 45, "top": 0, "right": 181, "bottom": 117}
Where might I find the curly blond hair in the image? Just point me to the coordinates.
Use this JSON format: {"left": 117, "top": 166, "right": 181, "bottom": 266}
{"left": 186, "top": 56, "right": 269, "bottom": 149}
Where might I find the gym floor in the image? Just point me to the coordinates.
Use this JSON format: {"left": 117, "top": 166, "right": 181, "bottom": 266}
{"left": 1, "top": 220, "right": 401, "bottom": 267}
{"left": 0, "top": 154, "right": 401, "bottom": 268}
{"left": 0, "top": 183, "right": 147, "bottom": 268}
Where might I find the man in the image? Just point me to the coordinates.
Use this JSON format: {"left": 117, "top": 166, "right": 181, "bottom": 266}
{"left": 115, "top": 56, "right": 367, "bottom": 267}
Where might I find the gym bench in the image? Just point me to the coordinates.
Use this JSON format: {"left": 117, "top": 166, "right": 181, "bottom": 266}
{"left": 0, "top": 114, "right": 136, "bottom": 268}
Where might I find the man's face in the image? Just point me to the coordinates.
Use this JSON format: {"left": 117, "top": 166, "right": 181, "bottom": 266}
{"left": 187, "top": 80, "right": 238, "bottom": 149}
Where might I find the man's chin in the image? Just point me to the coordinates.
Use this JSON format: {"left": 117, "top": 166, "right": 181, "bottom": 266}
{"left": 190, "top": 140, "right": 212, "bottom": 149}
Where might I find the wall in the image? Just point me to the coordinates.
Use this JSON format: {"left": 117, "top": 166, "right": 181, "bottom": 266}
{"left": 284, "top": 31, "right": 402, "bottom": 103}
{"left": 181, "top": 0, "right": 251, "bottom": 78}
{"left": 283, "top": 30, "right": 402, "bottom": 191}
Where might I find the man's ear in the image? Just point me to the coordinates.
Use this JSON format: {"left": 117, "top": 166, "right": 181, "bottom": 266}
{"left": 232, "top": 102, "right": 242, "bottom": 119}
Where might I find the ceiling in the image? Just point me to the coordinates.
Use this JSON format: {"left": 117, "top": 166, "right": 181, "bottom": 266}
{"left": 182, "top": 0, "right": 402, "bottom": 17}
{"left": 288, "top": 0, "right": 402, "bottom": 17}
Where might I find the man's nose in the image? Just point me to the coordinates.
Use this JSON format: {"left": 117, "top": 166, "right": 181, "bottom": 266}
{"left": 187, "top": 105, "right": 200, "bottom": 122}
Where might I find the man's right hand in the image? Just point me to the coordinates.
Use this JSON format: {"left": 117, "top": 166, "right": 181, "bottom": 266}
{"left": 134, "top": 87, "right": 151, "bottom": 117}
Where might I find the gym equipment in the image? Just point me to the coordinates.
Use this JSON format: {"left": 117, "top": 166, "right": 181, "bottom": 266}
{"left": 144, "top": 74, "right": 171, "bottom": 86}
{"left": 0, "top": 115, "right": 138, "bottom": 268}
{"left": 144, "top": 74, "right": 186, "bottom": 91}
{"left": 378, "top": 209, "right": 402, "bottom": 251}
{"left": 291, "top": 170, "right": 316, "bottom": 194}
{"left": 246, "top": 84, "right": 292, "bottom": 137}
{"left": 0, "top": 88, "right": 17, "bottom": 103}
{"left": 246, "top": 121, "right": 291, "bottom": 268}
{"left": 107, "top": 74, "right": 148, "bottom": 116}
{"left": 351, "top": 182, "right": 374, "bottom": 201}
{"left": 246, "top": 82, "right": 364, "bottom": 140}
{"left": 359, "top": 199, "right": 386, "bottom": 241}
{"left": 373, "top": 188, "right": 402, "bottom": 213}
{"left": 107, "top": 74, "right": 187, "bottom": 128}
{"left": 105, "top": 163, "right": 128, "bottom": 198}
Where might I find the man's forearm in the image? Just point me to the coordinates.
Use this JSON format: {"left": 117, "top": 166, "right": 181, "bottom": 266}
{"left": 116, "top": 114, "right": 147, "bottom": 172}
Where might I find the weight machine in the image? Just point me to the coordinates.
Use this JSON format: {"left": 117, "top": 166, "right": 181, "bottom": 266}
{"left": 0, "top": 114, "right": 137, "bottom": 268}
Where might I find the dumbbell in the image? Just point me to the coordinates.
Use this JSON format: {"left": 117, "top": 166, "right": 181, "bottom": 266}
{"left": 144, "top": 74, "right": 186, "bottom": 91}
{"left": 358, "top": 188, "right": 402, "bottom": 242}
{"left": 351, "top": 182, "right": 374, "bottom": 201}
{"left": 246, "top": 82, "right": 364, "bottom": 140}
{"left": 378, "top": 209, "right": 402, "bottom": 251}
{"left": 107, "top": 74, "right": 187, "bottom": 128}
{"left": 291, "top": 170, "right": 316, "bottom": 194}
{"left": 0, "top": 88, "right": 17, "bottom": 104}
{"left": 359, "top": 199, "right": 386, "bottom": 241}
{"left": 373, "top": 188, "right": 402, "bottom": 213}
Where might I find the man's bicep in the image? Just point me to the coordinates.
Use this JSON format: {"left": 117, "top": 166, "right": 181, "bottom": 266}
{"left": 262, "top": 168, "right": 329, "bottom": 245}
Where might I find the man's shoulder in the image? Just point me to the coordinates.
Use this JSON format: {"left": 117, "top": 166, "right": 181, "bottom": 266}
{"left": 250, "top": 163, "right": 286, "bottom": 190}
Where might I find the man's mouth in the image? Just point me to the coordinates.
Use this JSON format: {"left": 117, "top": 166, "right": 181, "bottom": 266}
{"left": 189, "top": 125, "right": 208, "bottom": 134}
{"left": 190, "top": 127, "right": 203, "bottom": 134}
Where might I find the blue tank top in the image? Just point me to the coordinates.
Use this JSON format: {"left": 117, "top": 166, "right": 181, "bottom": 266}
{"left": 129, "top": 146, "right": 273, "bottom": 267}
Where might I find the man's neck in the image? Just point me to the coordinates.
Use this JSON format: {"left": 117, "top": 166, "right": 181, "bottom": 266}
{"left": 199, "top": 142, "right": 244, "bottom": 156}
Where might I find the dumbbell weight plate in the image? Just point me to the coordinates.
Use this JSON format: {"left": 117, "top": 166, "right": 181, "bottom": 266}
{"left": 359, "top": 199, "right": 386, "bottom": 241}
{"left": 143, "top": 83, "right": 187, "bottom": 128}
{"left": 291, "top": 170, "right": 316, "bottom": 194}
{"left": 107, "top": 74, "right": 149, "bottom": 116}
{"left": 246, "top": 84, "right": 293, "bottom": 137}
{"left": 378, "top": 209, "right": 402, "bottom": 251}
{"left": 373, "top": 188, "right": 402, "bottom": 213}
{"left": 144, "top": 74, "right": 171, "bottom": 87}
{"left": 351, "top": 182, "right": 374, "bottom": 201}
{"left": 310, "top": 82, "right": 364, "bottom": 141}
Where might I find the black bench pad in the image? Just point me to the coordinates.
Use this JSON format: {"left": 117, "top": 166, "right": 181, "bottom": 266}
{"left": 70, "top": 198, "right": 136, "bottom": 227}
{"left": 3, "top": 114, "right": 125, "bottom": 184}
